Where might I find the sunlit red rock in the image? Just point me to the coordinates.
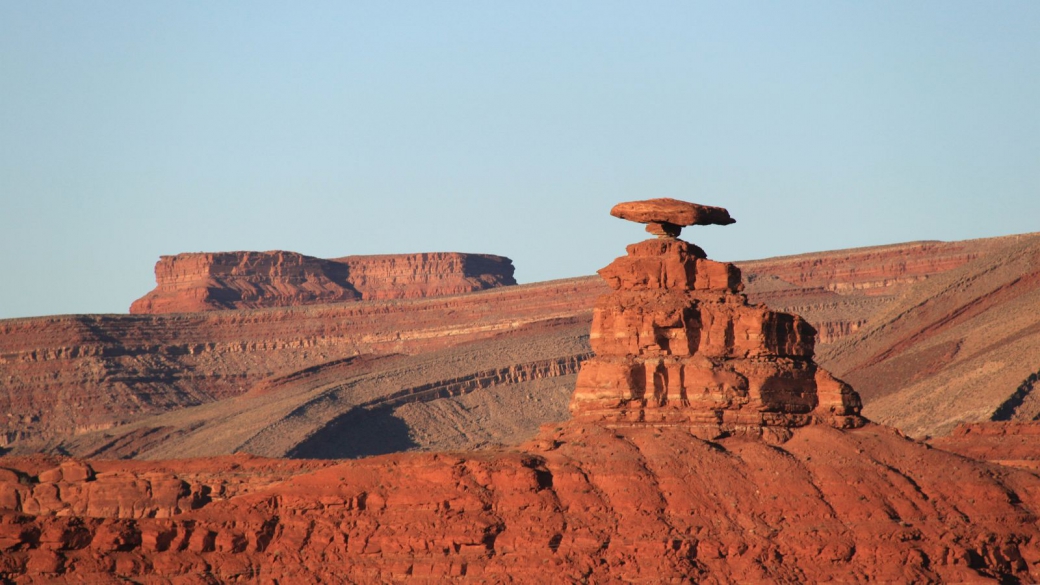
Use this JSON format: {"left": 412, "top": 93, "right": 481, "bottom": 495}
{"left": 130, "top": 250, "right": 516, "bottom": 314}
{"left": 611, "top": 198, "right": 735, "bottom": 239}
{"left": 3, "top": 201, "right": 1040, "bottom": 582}
{"left": 573, "top": 199, "right": 862, "bottom": 437}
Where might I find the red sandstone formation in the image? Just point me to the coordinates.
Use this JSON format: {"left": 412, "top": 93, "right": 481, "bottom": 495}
{"left": 3, "top": 233, "right": 1038, "bottom": 454}
{"left": 611, "top": 197, "right": 735, "bottom": 238}
{"left": 130, "top": 250, "right": 515, "bottom": 314}
{"left": 930, "top": 421, "right": 1040, "bottom": 471}
{"left": 0, "top": 279, "right": 597, "bottom": 450}
{"left": 5, "top": 423, "right": 1040, "bottom": 582}
{"left": 330, "top": 253, "right": 516, "bottom": 301}
{"left": 4, "top": 202, "right": 1040, "bottom": 582}
{"left": 572, "top": 200, "right": 862, "bottom": 438}
{"left": 128, "top": 251, "right": 358, "bottom": 314}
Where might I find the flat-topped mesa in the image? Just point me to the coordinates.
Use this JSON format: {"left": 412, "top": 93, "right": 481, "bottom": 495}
{"left": 611, "top": 197, "right": 735, "bottom": 239}
{"left": 130, "top": 251, "right": 517, "bottom": 314}
{"left": 572, "top": 199, "right": 863, "bottom": 440}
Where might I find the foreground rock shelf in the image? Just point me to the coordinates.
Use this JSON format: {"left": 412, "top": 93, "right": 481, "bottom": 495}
{"left": 4, "top": 422, "right": 1040, "bottom": 582}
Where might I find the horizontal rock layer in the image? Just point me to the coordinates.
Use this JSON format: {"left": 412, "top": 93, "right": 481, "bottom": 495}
{"left": 1, "top": 279, "right": 597, "bottom": 448}
{"left": 130, "top": 251, "right": 516, "bottom": 314}
{"left": 930, "top": 421, "right": 1040, "bottom": 471}
{"left": 3, "top": 424, "right": 1040, "bottom": 582}
{"left": 610, "top": 198, "right": 735, "bottom": 227}
{"left": 819, "top": 234, "right": 1040, "bottom": 437}
{"left": 571, "top": 236, "right": 862, "bottom": 436}
{"left": 2, "top": 234, "right": 1037, "bottom": 451}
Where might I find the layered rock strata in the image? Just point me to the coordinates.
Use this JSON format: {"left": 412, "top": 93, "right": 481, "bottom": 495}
{"left": 571, "top": 201, "right": 863, "bottom": 438}
{"left": 3, "top": 233, "right": 1037, "bottom": 454}
{"left": 130, "top": 251, "right": 516, "bottom": 314}
{"left": 1, "top": 279, "right": 596, "bottom": 449}
{"left": 5, "top": 204, "right": 1040, "bottom": 582}
{"left": 4, "top": 407, "right": 1040, "bottom": 581}
{"left": 930, "top": 422, "right": 1040, "bottom": 471}
{"left": 822, "top": 235, "right": 1040, "bottom": 437}
{"left": 331, "top": 253, "right": 517, "bottom": 301}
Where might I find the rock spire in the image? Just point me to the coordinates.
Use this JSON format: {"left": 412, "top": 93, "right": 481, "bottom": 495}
{"left": 571, "top": 199, "right": 864, "bottom": 440}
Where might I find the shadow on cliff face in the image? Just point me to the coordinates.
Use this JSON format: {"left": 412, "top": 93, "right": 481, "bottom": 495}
{"left": 288, "top": 406, "right": 418, "bottom": 459}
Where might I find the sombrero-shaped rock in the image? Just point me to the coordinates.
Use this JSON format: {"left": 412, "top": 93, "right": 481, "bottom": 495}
{"left": 610, "top": 198, "right": 735, "bottom": 238}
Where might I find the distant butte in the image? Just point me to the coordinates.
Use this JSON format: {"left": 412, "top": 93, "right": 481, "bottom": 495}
{"left": 129, "top": 251, "right": 517, "bottom": 314}
{"left": 610, "top": 197, "right": 735, "bottom": 238}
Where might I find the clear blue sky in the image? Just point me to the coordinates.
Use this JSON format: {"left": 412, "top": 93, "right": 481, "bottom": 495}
{"left": 1, "top": 2, "right": 1038, "bottom": 319}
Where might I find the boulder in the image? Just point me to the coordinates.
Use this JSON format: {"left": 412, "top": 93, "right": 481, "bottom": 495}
{"left": 610, "top": 198, "right": 735, "bottom": 239}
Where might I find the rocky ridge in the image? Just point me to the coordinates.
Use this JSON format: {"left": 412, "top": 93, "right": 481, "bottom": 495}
{"left": 820, "top": 234, "right": 1040, "bottom": 436}
{"left": 739, "top": 237, "right": 1009, "bottom": 344}
{"left": 1, "top": 279, "right": 596, "bottom": 449}
{"left": 6, "top": 422, "right": 1040, "bottom": 582}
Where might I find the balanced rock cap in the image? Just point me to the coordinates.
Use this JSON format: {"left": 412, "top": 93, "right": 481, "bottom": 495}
{"left": 610, "top": 198, "right": 735, "bottom": 227}
{"left": 610, "top": 198, "right": 735, "bottom": 239}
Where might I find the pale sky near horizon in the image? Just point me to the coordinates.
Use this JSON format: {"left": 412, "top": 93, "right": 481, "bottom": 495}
{"left": 1, "top": 2, "right": 1038, "bottom": 319}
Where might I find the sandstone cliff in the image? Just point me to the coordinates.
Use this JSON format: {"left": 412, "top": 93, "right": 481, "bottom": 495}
{"left": 331, "top": 252, "right": 517, "bottom": 301}
{"left": 570, "top": 235, "right": 862, "bottom": 438}
{"left": 130, "top": 251, "right": 516, "bottom": 314}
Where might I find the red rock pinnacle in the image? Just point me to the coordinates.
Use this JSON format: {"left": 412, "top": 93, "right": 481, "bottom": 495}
{"left": 610, "top": 198, "right": 735, "bottom": 238}
{"left": 572, "top": 199, "right": 863, "bottom": 440}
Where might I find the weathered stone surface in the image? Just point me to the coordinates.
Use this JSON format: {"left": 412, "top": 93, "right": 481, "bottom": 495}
{"left": 644, "top": 221, "right": 682, "bottom": 238}
{"left": 1, "top": 278, "right": 598, "bottom": 451}
{"left": 35, "top": 461, "right": 93, "bottom": 484}
{"left": 572, "top": 201, "right": 863, "bottom": 436}
{"left": 930, "top": 421, "right": 1040, "bottom": 471}
{"left": 130, "top": 250, "right": 516, "bottom": 314}
{"left": 3, "top": 232, "right": 1031, "bottom": 453}
{"left": 332, "top": 252, "right": 517, "bottom": 302}
{"left": 610, "top": 198, "right": 736, "bottom": 228}
{"left": 4, "top": 205, "right": 1040, "bottom": 582}
{"left": 5, "top": 425, "right": 1040, "bottom": 582}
